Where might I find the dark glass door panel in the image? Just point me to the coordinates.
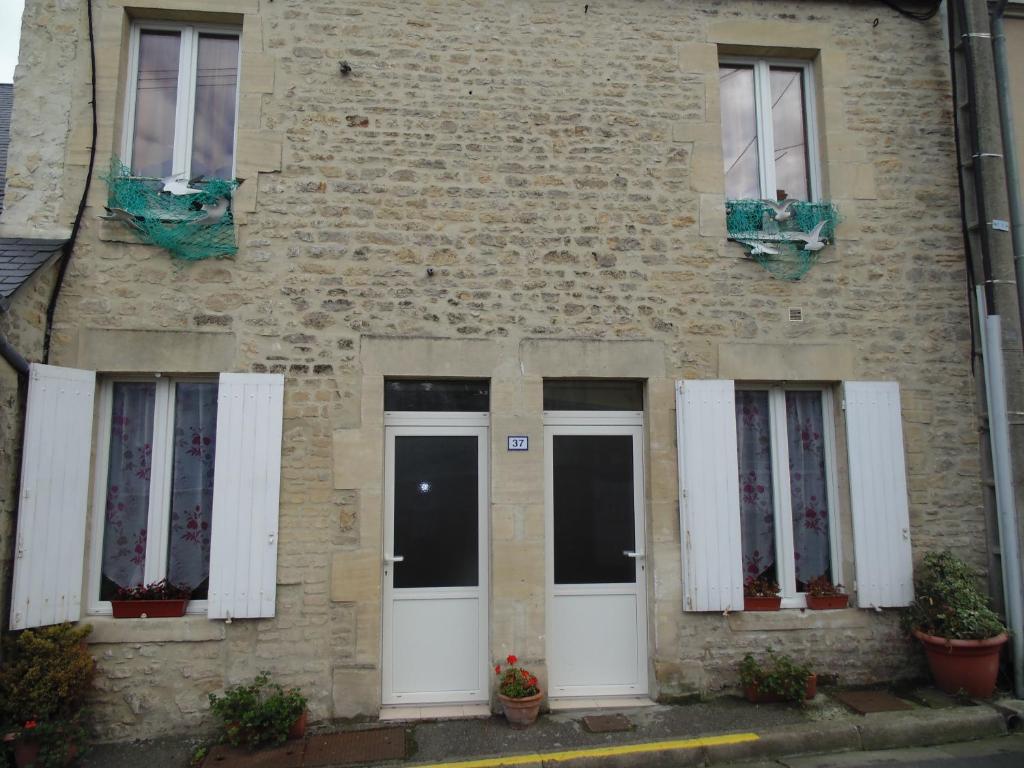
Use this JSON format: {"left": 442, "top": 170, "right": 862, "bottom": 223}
{"left": 553, "top": 435, "right": 636, "bottom": 584}
{"left": 385, "top": 380, "right": 490, "bottom": 412}
{"left": 393, "top": 435, "right": 479, "bottom": 588}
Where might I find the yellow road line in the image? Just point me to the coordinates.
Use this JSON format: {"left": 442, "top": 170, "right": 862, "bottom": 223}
{"left": 411, "top": 732, "right": 760, "bottom": 767}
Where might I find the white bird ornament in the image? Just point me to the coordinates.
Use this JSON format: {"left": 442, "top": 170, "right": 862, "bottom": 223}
{"left": 792, "top": 221, "right": 828, "bottom": 252}
{"left": 762, "top": 198, "right": 796, "bottom": 222}
{"left": 161, "top": 176, "right": 203, "bottom": 196}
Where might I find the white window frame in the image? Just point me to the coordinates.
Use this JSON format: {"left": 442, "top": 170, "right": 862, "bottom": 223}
{"left": 87, "top": 375, "right": 218, "bottom": 616}
{"left": 121, "top": 20, "right": 242, "bottom": 179}
{"left": 719, "top": 56, "right": 822, "bottom": 202}
{"left": 736, "top": 385, "right": 842, "bottom": 607}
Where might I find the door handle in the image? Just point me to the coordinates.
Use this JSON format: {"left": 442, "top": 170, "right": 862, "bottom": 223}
{"left": 623, "top": 550, "right": 645, "bottom": 559}
{"left": 384, "top": 554, "right": 405, "bottom": 563}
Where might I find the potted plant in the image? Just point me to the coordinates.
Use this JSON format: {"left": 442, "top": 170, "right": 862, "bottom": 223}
{"left": 743, "top": 576, "right": 782, "bottom": 611}
{"left": 494, "top": 654, "right": 542, "bottom": 728}
{"left": 804, "top": 575, "right": 849, "bottom": 610}
{"left": 208, "top": 671, "right": 308, "bottom": 750}
{"left": 110, "top": 579, "right": 192, "bottom": 618}
{"left": 738, "top": 650, "right": 816, "bottom": 703}
{"left": 902, "top": 550, "right": 1008, "bottom": 698}
{"left": 0, "top": 623, "right": 95, "bottom": 767}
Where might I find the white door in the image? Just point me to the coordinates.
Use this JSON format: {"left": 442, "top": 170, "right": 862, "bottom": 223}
{"left": 545, "top": 416, "right": 649, "bottom": 698}
{"left": 382, "top": 416, "right": 489, "bottom": 705}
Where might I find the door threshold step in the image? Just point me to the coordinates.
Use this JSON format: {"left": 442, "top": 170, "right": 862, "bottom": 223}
{"left": 379, "top": 703, "right": 491, "bottom": 722}
{"left": 548, "top": 696, "right": 657, "bottom": 711}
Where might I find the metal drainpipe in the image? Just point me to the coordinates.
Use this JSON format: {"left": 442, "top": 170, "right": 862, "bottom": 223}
{"left": 990, "top": 0, "right": 1024, "bottom": 700}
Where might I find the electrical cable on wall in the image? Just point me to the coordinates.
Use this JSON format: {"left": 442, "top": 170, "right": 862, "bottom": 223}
{"left": 43, "top": 0, "right": 97, "bottom": 363}
{"left": 879, "top": 0, "right": 943, "bottom": 21}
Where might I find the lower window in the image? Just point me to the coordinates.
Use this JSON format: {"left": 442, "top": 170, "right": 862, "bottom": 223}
{"left": 91, "top": 378, "right": 218, "bottom": 609}
{"left": 735, "top": 387, "right": 839, "bottom": 599}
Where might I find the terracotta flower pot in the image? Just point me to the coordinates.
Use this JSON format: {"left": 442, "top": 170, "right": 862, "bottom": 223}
{"left": 498, "top": 692, "right": 543, "bottom": 728}
{"left": 743, "top": 673, "right": 817, "bottom": 703}
{"left": 912, "top": 629, "right": 1008, "bottom": 698}
{"left": 805, "top": 594, "right": 848, "bottom": 610}
{"left": 744, "top": 596, "right": 782, "bottom": 611}
{"left": 111, "top": 599, "right": 188, "bottom": 618}
{"left": 287, "top": 710, "right": 308, "bottom": 740}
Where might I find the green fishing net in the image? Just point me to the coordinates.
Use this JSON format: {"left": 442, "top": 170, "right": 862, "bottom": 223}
{"left": 726, "top": 199, "right": 840, "bottom": 281}
{"left": 102, "top": 158, "right": 239, "bottom": 260}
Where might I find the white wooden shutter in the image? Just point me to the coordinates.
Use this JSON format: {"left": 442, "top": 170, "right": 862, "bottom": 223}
{"left": 676, "top": 380, "right": 745, "bottom": 611}
{"left": 208, "top": 373, "right": 284, "bottom": 619}
{"left": 844, "top": 381, "right": 914, "bottom": 608}
{"left": 10, "top": 364, "right": 95, "bottom": 629}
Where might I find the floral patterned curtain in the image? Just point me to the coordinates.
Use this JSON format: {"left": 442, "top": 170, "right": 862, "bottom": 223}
{"left": 101, "top": 383, "right": 156, "bottom": 599}
{"left": 736, "top": 390, "right": 777, "bottom": 583}
{"left": 785, "top": 391, "right": 831, "bottom": 588}
{"left": 167, "top": 383, "right": 217, "bottom": 598}
{"left": 101, "top": 381, "right": 217, "bottom": 601}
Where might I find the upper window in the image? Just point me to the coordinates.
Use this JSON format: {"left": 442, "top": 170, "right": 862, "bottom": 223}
{"left": 719, "top": 58, "right": 820, "bottom": 201}
{"left": 89, "top": 378, "right": 218, "bottom": 612}
{"left": 735, "top": 387, "right": 839, "bottom": 602}
{"left": 124, "top": 22, "right": 240, "bottom": 179}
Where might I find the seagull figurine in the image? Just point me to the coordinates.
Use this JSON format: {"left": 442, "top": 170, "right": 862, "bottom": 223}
{"left": 193, "top": 196, "right": 230, "bottom": 226}
{"left": 737, "top": 239, "right": 780, "bottom": 256}
{"left": 161, "top": 175, "right": 203, "bottom": 196}
{"left": 792, "top": 221, "right": 828, "bottom": 252}
{"left": 100, "top": 206, "right": 144, "bottom": 230}
{"left": 762, "top": 198, "right": 796, "bottom": 222}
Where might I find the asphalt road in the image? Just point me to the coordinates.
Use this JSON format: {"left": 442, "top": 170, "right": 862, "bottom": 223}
{"left": 734, "top": 733, "right": 1024, "bottom": 768}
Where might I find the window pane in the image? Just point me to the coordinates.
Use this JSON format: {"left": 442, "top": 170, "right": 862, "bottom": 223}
{"left": 167, "top": 383, "right": 218, "bottom": 599}
{"left": 190, "top": 34, "right": 239, "bottom": 179}
{"left": 131, "top": 31, "right": 181, "bottom": 178}
{"left": 735, "top": 391, "right": 777, "bottom": 584}
{"left": 101, "top": 383, "right": 157, "bottom": 600}
{"left": 543, "top": 380, "right": 644, "bottom": 411}
{"left": 785, "top": 391, "right": 831, "bottom": 590}
{"left": 393, "top": 436, "right": 479, "bottom": 588}
{"left": 720, "top": 65, "right": 760, "bottom": 199}
{"left": 553, "top": 435, "right": 636, "bottom": 585}
{"left": 769, "top": 67, "right": 810, "bottom": 201}
{"left": 384, "top": 379, "right": 489, "bottom": 412}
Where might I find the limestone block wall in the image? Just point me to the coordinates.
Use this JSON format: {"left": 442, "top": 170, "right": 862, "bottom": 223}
{"left": 2, "top": 0, "right": 979, "bottom": 740}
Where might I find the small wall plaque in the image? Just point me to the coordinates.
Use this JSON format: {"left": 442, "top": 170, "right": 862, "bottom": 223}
{"left": 507, "top": 436, "right": 529, "bottom": 451}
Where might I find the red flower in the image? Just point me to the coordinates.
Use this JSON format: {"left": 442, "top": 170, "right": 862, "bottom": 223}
{"left": 23, "top": 721, "right": 37, "bottom": 730}
{"left": 506, "top": 654, "right": 517, "bottom": 665}
{"left": 494, "top": 664, "right": 501, "bottom": 675}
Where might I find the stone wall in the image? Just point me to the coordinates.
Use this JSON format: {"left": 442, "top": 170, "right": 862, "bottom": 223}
{"left": 3, "top": 0, "right": 977, "bottom": 740}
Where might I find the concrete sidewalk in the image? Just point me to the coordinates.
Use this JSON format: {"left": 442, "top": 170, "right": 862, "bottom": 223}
{"left": 77, "top": 688, "right": 1024, "bottom": 768}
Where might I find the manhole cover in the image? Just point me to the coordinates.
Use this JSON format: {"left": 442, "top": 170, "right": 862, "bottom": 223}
{"left": 833, "top": 690, "right": 914, "bottom": 714}
{"left": 304, "top": 728, "right": 406, "bottom": 767}
{"left": 582, "top": 714, "right": 633, "bottom": 733}
{"left": 204, "top": 742, "right": 304, "bottom": 768}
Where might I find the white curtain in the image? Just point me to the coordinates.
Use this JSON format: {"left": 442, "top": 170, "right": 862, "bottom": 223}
{"left": 785, "top": 391, "right": 831, "bottom": 588}
{"left": 735, "top": 390, "right": 777, "bottom": 583}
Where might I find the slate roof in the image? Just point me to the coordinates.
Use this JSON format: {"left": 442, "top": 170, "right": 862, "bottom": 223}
{"left": 0, "top": 238, "right": 65, "bottom": 307}
{"left": 0, "top": 84, "right": 12, "bottom": 212}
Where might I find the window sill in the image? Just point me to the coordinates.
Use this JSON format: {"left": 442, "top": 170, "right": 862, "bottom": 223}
{"left": 727, "top": 608, "right": 872, "bottom": 632}
{"left": 84, "top": 614, "right": 226, "bottom": 644}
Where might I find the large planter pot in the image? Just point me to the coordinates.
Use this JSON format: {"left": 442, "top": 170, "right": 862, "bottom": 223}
{"left": 805, "top": 594, "right": 849, "bottom": 610}
{"left": 744, "top": 596, "right": 782, "bottom": 611}
{"left": 497, "top": 692, "right": 543, "bottom": 729}
{"left": 111, "top": 599, "right": 188, "bottom": 618}
{"left": 287, "top": 710, "right": 308, "bottom": 740}
{"left": 912, "top": 629, "right": 1008, "bottom": 698}
{"left": 8, "top": 738, "right": 78, "bottom": 768}
{"left": 743, "top": 674, "right": 817, "bottom": 703}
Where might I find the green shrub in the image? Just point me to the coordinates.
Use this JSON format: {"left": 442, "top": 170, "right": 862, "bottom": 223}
{"left": 738, "top": 650, "right": 812, "bottom": 703}
{"left": 0, "top": 623, "right": 94, "bottom": 767}
{"left": 0, "top": 624, "right": 94, "bottom": 725}
{"left": 208, "top": 672, "right": 307, "bottom": 750}
{"left": 901, "top": 550, "right": 1006, "bottom": 640}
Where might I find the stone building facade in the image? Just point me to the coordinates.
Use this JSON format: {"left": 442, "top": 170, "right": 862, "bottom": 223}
{"left": 0, "top": 0, "right": 983, "bottom": 741}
